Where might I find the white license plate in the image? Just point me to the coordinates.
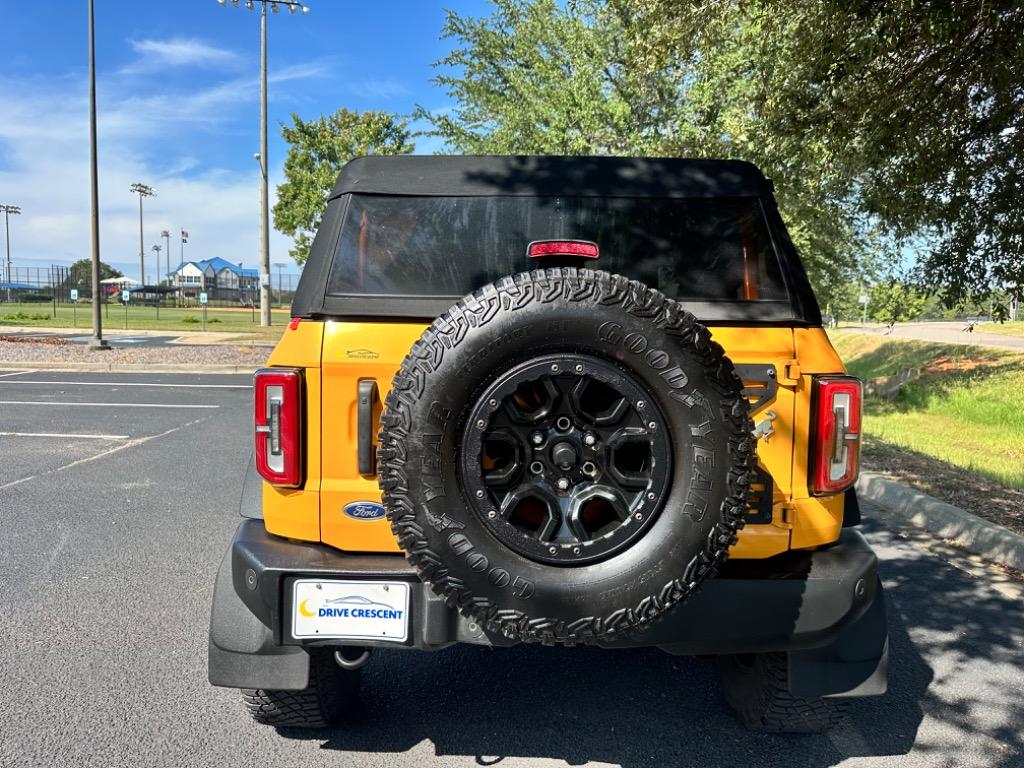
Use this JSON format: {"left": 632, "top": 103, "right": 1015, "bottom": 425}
{"left": 292, "top": 579, "right": 410, "bottom": 642}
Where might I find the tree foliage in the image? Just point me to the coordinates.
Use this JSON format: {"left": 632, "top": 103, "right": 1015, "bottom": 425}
{"left": 63, "top": 258, "right": 121, "bottom": 288}
{"left": 422, "top": 0, "right": 1023, "bottom": 306}
{"left": 273, "top": 109, "right": 415, "bottom": 265}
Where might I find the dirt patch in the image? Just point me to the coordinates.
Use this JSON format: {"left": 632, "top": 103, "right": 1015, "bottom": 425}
{"left": 0, "top": 335, "right": 67, "bottom": 345}
{"left": 923, "top": 355, "right": 1005, "bottom": 374}
{"left": 863, "top": 438, "right": 1024, "bottom": 537}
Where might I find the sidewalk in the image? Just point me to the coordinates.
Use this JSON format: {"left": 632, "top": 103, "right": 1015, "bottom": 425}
{"left": 0, "top": 325, "right": 274, "bottom": 346}
{"left": 850, "top": 321, "right": 1024, "bottom": 352}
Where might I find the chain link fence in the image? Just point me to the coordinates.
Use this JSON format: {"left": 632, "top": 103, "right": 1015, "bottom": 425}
{"left": 1, "top": 263, "right": 301, "bottom": 309}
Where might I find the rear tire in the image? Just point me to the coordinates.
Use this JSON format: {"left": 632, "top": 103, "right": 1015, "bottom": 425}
{"left": 718, "top": 652, "right": 847, "bottom": 733}
{"left": 241, "top": 649, "right": 360, "bottom": 728}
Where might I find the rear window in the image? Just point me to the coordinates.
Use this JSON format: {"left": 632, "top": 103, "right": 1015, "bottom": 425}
{"left": 326, "top": 195, "right": 787, "bottom": 302}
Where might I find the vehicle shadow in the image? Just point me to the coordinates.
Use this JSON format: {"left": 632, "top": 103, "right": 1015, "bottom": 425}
{"left": 279, "top": 522, "right": 1024, "bottom": 767}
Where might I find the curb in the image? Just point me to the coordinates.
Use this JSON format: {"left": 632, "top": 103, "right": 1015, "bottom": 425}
{"left": 0, "top": 361, "right": 258, "bottom": 375}
{"left": 857, "top": 471, "right": 1024, "bottom": 571}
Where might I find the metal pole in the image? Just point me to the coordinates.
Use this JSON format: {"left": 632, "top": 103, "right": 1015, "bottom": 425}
{"left": 3, "top": 209, "right": 9, "bottom": 304}
{"left": 88, "top": 0, "right": 108, "bottom": 349}
{"left": 138, "top": 193, "right": 144, "bottom": 286}
{"left": 258, "top": 3, "right": 271, "bottom": 327}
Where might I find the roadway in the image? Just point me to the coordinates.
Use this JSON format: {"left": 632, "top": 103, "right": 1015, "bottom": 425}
{"left": 851, "top": 321, "right": 1024, "bottom": 352}
{"left": 0, "top": 370, "right": 1021, "bottom": 768}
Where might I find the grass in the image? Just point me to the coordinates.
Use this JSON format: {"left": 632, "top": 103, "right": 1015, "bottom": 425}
{"left": 978, "top": 321, "right": 1024, "bottom": 337}
{"left": 0, "top": 302, "right": 289, "bottom": 340}
{"left": 829, "top": 331, "right": 1024, "bottom": 487}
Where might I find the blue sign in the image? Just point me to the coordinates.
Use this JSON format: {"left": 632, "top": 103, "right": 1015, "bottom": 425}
{"left": 343, "top": 502, "right": 387, "bottom": 521}
{"left": 70, "top": 289, "right": 79, "bottom": 302}
{"left": 122, "top": 290, "right": 130, "bottom": 302}
{"left": 199, "top": 292, "right": 208, "bottom": 305}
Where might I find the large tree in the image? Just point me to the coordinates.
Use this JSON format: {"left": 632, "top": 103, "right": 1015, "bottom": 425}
{"left": 62, "top": 258, "right": 121, "bottom": 289}
{"left": 423, "top": 0, "right": 1023, "bottom": 307}
{"left": 612, "top": 0, "right": 1024, "bottom": 305}
{"left": 421, "top": 0, "right": 871, "bottom": 309}
{"left": 273, "top": 109, "right": 415, "bottom": 265}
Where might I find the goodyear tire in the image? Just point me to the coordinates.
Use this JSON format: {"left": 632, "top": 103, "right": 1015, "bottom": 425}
{"left": 379, "top": 268, "right": 754, "bottom": 644}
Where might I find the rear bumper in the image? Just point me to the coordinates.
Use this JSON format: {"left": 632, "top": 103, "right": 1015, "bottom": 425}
{"left": 210, "top": 520, "right": 887, "bottom": 697}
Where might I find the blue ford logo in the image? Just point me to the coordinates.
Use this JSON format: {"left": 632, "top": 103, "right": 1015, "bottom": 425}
{"left": 343, "top": 502, "right": 386, "bottom": 521}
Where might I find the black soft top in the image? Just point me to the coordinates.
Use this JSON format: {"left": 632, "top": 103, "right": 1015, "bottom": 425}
{"left": 329, "top": 155, "right": 773, "bottom": 199}
{"left": 293, "top": 155, "right": 820, "bottom": 325}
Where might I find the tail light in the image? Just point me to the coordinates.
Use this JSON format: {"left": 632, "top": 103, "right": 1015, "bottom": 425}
{"left": 527, "top": 240, "right": 599, "bottom": 259}
{"left": 254, "top": 368, "right": 303, "bottom": 487}
{"left": 810, "top": 375, "right": 862, "bottom": 496}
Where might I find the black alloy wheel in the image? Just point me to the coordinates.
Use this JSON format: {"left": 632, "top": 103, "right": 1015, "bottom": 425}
{"left": 461, "top": 354, "right": 672, "bottom": 566}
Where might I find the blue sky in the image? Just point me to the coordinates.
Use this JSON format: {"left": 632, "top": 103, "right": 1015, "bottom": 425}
{"left": 0, "top": 0, "right": 491, "bottom": 281}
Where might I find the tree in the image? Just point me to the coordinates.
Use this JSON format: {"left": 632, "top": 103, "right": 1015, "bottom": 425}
{"left": 62, "top": 258, "right": 121, "bottom": 289}
{"left": 420, "top": 0, "right": 874, "bottom": 308}
{"left": 868, "top": 281, "right": 928, "bottom": 324}
{"left": 273, "top": 109, "right": 415, "bottom": 265}
{"left": 619, "top": 1, "right": 1024, "bottom": 305}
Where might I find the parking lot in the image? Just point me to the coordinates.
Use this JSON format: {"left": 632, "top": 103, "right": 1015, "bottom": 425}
{"left": 1, "top": 369, "right": 1022, "bottom": 768}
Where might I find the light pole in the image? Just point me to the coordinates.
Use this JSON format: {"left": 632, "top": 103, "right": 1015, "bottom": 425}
{"left": 273, "top": 261, "right": 285, "bottom": 306}
{"left": 1, "top": 203, "right": 20, "bottom": 304}
{"left": 180, "top": 228, "right": 188, "bottom": 265}
{"left": 161, "top": 229, "right": 171, "bottom": 278}
{"left": 217, "top": 0, "right": 309, "bottom": 326}
{"left": 151, "top": 244, "right": 162, "bottom": 285}
{"left": 87, "top": 0, "right": 108, "bottom": 350}
{"left": 130, "top": 182, "right": 155, "bottom": 288}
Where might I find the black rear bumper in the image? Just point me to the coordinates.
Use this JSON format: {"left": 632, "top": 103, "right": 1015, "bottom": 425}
{"left": 210, "top": 520, "right": 887, "bottom": 697}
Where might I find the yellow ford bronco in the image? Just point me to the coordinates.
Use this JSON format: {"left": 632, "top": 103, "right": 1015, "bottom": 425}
{"left": 208, "top": 155, "right": 886, "bottom": 733}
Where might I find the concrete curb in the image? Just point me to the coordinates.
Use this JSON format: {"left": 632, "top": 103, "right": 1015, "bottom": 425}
{"left": 0, "top": 361, "right": 258, "bottom": 375}
{"left": 857, "top": 471, "right": 1024, "bottom": 571}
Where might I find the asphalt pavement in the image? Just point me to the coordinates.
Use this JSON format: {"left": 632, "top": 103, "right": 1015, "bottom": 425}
{"left": 0, "top": 370, "right": 1021, "bottom": 768}
{"left": 852, "top": 321, "right": 1024, "bottom": 352}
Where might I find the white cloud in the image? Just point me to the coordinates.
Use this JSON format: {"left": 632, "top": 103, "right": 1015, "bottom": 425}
{"left": 125, "top": 37, "right": 240, "bottom": 72}
{"left": 0, "top": 54, "right": 326, "bottom": 281}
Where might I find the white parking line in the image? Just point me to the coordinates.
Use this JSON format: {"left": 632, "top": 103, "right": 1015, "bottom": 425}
{"left": 0, "top": 400, "right": 219, "bottom": 409}
{"left": 0, "top": 370, "right": 33, "bottom": 378}
{"left": 0, "top": 418, "right": 206, "bottom": 491}
{"left": 0, "top": 432, "right": 129, "bottom": 440}
{"left": 0, "top": 379, "right": 250, "bottom": 389}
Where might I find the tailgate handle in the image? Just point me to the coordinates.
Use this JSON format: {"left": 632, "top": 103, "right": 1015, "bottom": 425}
{"left": 357, "top": 379, "right": 379, "bottom": 475}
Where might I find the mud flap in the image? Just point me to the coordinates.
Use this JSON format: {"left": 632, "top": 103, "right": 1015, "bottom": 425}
{"left": 788, "top": 576, "right": 888, "bottom": 698}
{"left": 208, "top": 544, "right": 310, "bottom": 691}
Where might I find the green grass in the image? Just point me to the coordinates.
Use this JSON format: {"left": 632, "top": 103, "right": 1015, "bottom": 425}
{"left": 979, "top": 321, "right": 1024, "bottom": 337}
{"left": 830, "top": 331, "right": 1024, "bottom": 487}
{"left": 0, "top": 302, "right": 288, "bottom": 340}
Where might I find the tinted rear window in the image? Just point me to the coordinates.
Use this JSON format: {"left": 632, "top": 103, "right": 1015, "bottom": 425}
{"left": 327, "top": 195, "right": 787, "bottom": 302}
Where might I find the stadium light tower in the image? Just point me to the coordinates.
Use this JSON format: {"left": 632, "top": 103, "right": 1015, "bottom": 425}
{"left": 1, "top": 203, "right": 20, "bottom": 303}
{"left": 130, "top": 182, "right": 155, "bottom": 287}
{"left": 161, "top": 229, "right": 171, "bottom": 282}
{"left": 151, "top": 244, "right": 162, "bottom": 286}
{"left": 216, "top": 0, "right": 310, "bottom": 327}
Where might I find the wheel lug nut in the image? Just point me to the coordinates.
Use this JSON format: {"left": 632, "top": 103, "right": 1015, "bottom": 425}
{"left": 584, "top": 434, "right": 596, "bottom": 446}
{"left": 531, "top": 432, "right": 544, "bottom": 445}
{"left": 557, "top": 477, "right": 570, "bottom": 491}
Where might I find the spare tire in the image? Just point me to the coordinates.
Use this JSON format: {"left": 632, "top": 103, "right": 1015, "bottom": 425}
{"left": 379, "top": 268, "right": 754, "bottom": 644}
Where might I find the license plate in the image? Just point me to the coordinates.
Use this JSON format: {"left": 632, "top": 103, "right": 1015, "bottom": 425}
{"left": 292, "top": 579, "right": 410, "bottom": 642}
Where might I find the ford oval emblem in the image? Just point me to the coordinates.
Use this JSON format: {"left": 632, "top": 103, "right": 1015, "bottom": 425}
{"left": 343, "top": 501, "right": 387, "bottom": 521}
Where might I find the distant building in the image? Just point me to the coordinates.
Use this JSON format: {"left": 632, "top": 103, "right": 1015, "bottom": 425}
{"left": 167, "top": 258, "right": 259, "bottom": 302}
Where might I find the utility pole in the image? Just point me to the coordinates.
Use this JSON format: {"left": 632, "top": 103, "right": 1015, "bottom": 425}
{"left": 130, "top": 182, "right": 155, "bottom": 288}
{"left": 217, "top": 0, "right": 309, "bottom": 326}
{"left": 87, "top": 0, "right": 108, "bottom": 350}
{"left": 1, "top": 203, "right": 20, "bottom": 304}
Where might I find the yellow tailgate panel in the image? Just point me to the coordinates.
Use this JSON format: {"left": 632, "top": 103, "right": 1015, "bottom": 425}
{"left": 319, "top": 321, "right": 427, "bottom": 553}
